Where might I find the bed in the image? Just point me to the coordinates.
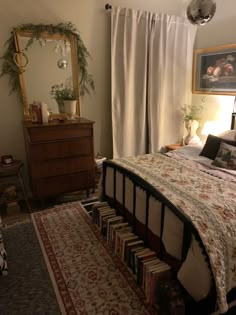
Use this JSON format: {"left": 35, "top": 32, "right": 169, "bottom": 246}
{"left": 101, "top": 131, "right": 236, "bottom": 314}
{"left": 0, "top": 216, "right": 7, "bottom": 276}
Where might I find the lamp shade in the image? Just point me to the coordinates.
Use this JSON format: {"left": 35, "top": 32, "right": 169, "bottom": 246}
{"left": 201, "top": 121, "right": 225, "bottom": 136}
{"left": 186, "top": 0, "right": 216, "bottom": 26}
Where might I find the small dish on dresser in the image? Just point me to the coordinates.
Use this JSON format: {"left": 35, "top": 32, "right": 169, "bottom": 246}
{"left": 1, "top": 155, "right": 14, "bottom": 166}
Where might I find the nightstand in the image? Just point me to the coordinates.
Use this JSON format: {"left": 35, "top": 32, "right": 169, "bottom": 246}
{"left": 0, "top": 160, "right": 31, "bottom": 213}
{"left": 165, "top": 144, "right": 183, "bottom": 152}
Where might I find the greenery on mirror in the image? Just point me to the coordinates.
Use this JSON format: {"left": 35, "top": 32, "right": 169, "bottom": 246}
{"left": 0, "top": 22, "right": 94, "bottom": 102}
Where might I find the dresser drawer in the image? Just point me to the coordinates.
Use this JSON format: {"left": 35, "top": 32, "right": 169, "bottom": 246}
{"left": 28, "top": 124, "right": 93, "bottom": 143}
{"left": 23, "top": 118, "right": 95, "bottom": 198}
{"left": 31, "top": 156, "right": 94, "bottom": 179}
{"left": 32, "top": 171, "right": 95, "bottom": 198}
{"left": 30, "top": 138, "right": 93, "bottom": 161}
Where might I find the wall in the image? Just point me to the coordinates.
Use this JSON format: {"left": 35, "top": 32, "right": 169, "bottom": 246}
{"left": 193, "top": 0, "right": 236, "bottom": 138}
{"left": 0, "top": 0, "right": 235, "bottom": 179}
{"left": 0, "top": 0, "right": 187, "bottom": 163}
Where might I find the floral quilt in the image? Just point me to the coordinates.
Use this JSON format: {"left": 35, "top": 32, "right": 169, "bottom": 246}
{"left": 111, "top": 153, "right": 236, "bottom": 313}
{"left": 0, "top": 216, "right": 7, "bottom": 276}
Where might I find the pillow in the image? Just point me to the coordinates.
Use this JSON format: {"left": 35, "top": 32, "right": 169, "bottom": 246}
{"left": 200, "top": 134, "right": 236, "bottom": 160}
{"left": 217, "top": 130, "right": 236, "bottom": 140}
{"left": 212, "top": 142, "right": 236, "bottom": 170}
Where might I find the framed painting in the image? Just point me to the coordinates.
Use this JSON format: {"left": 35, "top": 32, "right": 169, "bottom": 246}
{"left": 193, "top": 44, "right": 236, "bottom": 95}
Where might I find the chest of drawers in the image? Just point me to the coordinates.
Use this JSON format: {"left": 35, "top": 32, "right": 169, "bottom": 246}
{"left": 23, "top": 118, "right": 95, "bottom": 199}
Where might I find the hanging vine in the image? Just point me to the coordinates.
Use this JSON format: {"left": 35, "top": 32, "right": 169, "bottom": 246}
{"left": 0, "top": 22, "right": 94, "bottom": 101}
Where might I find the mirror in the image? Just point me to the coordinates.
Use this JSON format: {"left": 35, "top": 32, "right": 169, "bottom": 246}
{"left": 14, "top": 29, "right": 80, "bottom": 119}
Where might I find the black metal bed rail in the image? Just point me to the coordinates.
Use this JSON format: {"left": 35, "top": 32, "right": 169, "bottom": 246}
{"left": 102, "top": 159, "right": 219, "bottom": 313}
{"left": 102, "top": 160, "right": 193, "bottom": 263}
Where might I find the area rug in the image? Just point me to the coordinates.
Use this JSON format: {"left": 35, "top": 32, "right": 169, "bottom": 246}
{"left": 32, "top": 201, "right": 154, "bottom": 315}
{"left": 0, "top": 219, "right": 61, "bottom": 314}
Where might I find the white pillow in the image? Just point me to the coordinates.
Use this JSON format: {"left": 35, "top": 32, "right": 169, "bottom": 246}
{"left": 217, "top": 130, "right": 236, "bottom": 140}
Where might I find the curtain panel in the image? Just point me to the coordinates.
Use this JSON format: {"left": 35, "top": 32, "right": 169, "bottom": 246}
{"left": 111, "top": 7, "right": 197, "bottom": 158}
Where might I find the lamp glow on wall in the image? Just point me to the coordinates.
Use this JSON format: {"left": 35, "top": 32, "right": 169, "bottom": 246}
{"left": 201, "top": 120, "right": 232, "bottom": 138}
{"left": 186, "top": 0, "right": 216, "bottom": 25}
{"left": 201, "top": 121, "right": 221, "bottom": 136}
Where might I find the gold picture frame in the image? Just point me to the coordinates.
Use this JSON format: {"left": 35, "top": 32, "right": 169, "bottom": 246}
{"left": 193, "top": 44, "right": 236, "bottom": 95}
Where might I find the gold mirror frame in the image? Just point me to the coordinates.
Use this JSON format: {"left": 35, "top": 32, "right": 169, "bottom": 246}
{"left": 14, "top": 30, "right": 80, "bottom": 120}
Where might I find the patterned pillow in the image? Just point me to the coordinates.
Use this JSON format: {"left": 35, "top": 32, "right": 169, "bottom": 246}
{"left": 200, "top": 134, "right": 236, "bottom": 160}
{"left": 212, "top": 142, "right": 236, "bottom": 170}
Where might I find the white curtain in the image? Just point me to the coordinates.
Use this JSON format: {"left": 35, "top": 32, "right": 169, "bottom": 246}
{"left": 148, "top": 14, "right": 197, "bottom": 152}
{"left": 111, "top": 8, "right": 149, "bottom": 158}
{"left": 111, "top": 7, "right": 197, "bottom": 158}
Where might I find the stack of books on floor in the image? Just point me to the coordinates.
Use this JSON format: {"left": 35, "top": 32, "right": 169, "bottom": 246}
{"left": 92, "top": 202, "right": 181, "bottom": 311}
{"left": 92, "top": 201, "right": 117, "bottom": 236}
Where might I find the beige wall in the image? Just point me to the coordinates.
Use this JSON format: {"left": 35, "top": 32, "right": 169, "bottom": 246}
{"left": 0, "top": 0, "right": 235, "bottom": 169}
{"left": 0, "top": 0, "right": 187, "bottom": 163}
{"left": 193, "top": 0, "right": 236, "bottom": 138}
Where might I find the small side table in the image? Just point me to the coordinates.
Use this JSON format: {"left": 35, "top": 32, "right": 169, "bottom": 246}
{"left": 165, "top": 144, "right": 183, "bottom": 152}
{"left": 0, "top": 160, "right": 31, "bottom": 212}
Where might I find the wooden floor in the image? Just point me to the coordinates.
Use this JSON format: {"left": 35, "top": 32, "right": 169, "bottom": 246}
{"left": 1, "top": 189, "right": 98, "bottom": 226}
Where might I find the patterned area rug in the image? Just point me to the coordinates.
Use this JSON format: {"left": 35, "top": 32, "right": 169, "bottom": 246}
{"left": 32, "top": 201, "right": 154, "bottom": 315}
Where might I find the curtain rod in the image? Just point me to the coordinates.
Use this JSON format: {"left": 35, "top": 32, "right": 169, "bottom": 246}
{"left": 105, "top": 3, "right": 112, "bottom": 11}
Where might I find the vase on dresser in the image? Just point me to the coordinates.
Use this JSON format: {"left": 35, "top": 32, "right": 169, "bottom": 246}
{"left": 184, "top": 119, "right": 200, "bottom": 145}
{"left": 64, "top": 100, "right": 77, "bottom": 120}
{"left": 56, "top": 99, "right": 65, "bottom": 113}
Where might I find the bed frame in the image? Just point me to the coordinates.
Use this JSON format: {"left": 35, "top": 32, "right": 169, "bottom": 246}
{"left": 102, "top": 160, "right": 217, "bottom": 314}
{"left": 100, "top": 119, "right": 236, "bottom": 314}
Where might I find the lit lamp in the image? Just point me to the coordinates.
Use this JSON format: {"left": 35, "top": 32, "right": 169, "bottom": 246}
{"left": 201, "top": 121, "right": 226, "bottom": 137}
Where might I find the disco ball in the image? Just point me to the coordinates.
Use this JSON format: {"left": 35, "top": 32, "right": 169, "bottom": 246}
{"left": 186, "top": 0, "right": 216, "bottom": 25}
